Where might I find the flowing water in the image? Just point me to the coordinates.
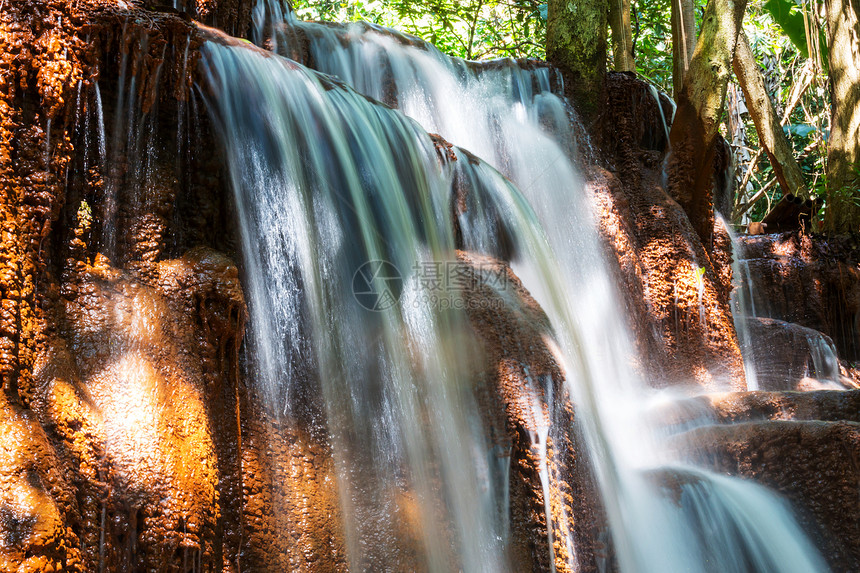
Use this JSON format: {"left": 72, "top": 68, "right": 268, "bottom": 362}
{"left": 721, "top": 214, "right": 843, "bottom": 390}
{"left": 719, "top": 213, "right": 761, "bottom": 390}
{"left": 196, "top": 5, "right": 830, "bottom": 571}
{"left": 200, "top": 37, "right": 511, "bottom": 571}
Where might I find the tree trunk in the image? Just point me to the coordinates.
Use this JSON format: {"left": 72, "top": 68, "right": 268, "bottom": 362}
{"left": 733, "top": 31, "right": 808, "bottom": 199}
{"left": 609, "top": 0, "right": 635, "bottom": 71}
{"left": 547, "top": 0, "right": 608, "bottom": 121}
{"left": 824, "top": 0, "right": 860, "bottom": 232}
{"left": 666, "top": 0, "right": 748, "bottom": 246}
{"left": 671, "top": 0, "right": 697, "bottom": 97}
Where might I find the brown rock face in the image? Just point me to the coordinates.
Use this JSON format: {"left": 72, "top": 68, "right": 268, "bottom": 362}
{"left": 141, "top": 0, "right": 257, "bottom": 37}
{"left": 738, "top": 231, "right": 860, "bottom": 361}
{"left": 0, "top": 3, "right": 91, "bottom": 569}
{"left": 0, "top": 395, "right": 81, "bottom": 573}
{"left": 742, "top": 317, "right": 843, "bottom": 391}
{"left": 590, "top": 73, "right": 745, "bottom": 390}
{"left": 0, "top": 2, "right": 254, "bottom": 570}
{"left": 459, "top": 253, "right": 608, "bottom": 573}
{"left": 34, "top": 248, "right": 246, "bottom": 572}
{"left": 668, "top": 389, "right": 860, "bottom": 426}
{"left": 237, "top": 396, "right": 346, "bottom": 572}
{"left": 683, "top": 420, "right": 860, "bottom": 572}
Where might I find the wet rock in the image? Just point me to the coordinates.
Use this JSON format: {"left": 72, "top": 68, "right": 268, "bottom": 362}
{"left": 590, "top": 164, "right": 745, "bottom": 390}
{"left": 682, "top": 420, "right": 860, "bottom": 572}
{"left": 720, "top": 389, "right": 860, "bottom": 422}
{"left": 588, "top": 74, "right": 745, "bottom": 391}
{"left": 738, "top": 231, "right": 860, "bottom": 361}
{"left": 32, "top": 247, "right": 246, "bottom": 571}
{"left": 237, "top": 395, "right": 346, "bottom": 572}
{"left": 0, "top": 395, "right": 81, "bottom": 573}
{"left": 841, "top": 362, "right": 860, "bottom": 388}
{"left": 742, "top": 317, "right": 845, "bottom": 391}
{"left": 459, "top": 252, "right": 608, "bottom": 573}
{"left": 141, "top": 0, "right": 257, "bottom": 37}
{"left": 594, "top": 72, "right": 674, "bottom": 171}
{"left": 655, "top": 390, "right": 860, "bottom": 437}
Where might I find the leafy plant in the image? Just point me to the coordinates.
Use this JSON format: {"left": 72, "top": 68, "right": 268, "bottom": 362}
{"left": 291, "top": 0, "right": 548, "bottom": 60}
{"left": 762, "top": 0, "right": 827, "bottom": 65}
{"left": 728, "top": 1, "right": 831, "bottom": 228}
{"left": 815, "top": 164, "right": 860, "bottom": 227}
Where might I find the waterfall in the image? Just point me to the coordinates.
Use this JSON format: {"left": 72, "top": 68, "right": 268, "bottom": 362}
{"left": 200, "top": 37, "right": 509, "bottom": 571}
{"left": 197, "top": 5, "right": 830, "bottom": 571}
{"left": 721, "top": 215, "right": 844, "bottom": 390}
{"left": 719, "top": 213, "right": 760, "bottom": 390}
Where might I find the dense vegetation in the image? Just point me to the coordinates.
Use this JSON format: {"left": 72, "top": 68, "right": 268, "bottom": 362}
{"left": 291, "top": 0, "right": 859, "bottom": 233}
{"left": 291, "top": 0, "right": 548, "bottom": 59}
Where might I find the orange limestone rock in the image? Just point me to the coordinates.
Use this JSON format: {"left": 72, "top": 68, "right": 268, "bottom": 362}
{"left": 590, "top": 73, "right": 745, "bottom": 390}
{"left": 459, "top": 252, "right": 607, "bottom": 573}
{"left": 32, "top": 246, "right": 247, "bottom": 571}
{"left": 0, "top": 394, "right": 81, "bottom": 573}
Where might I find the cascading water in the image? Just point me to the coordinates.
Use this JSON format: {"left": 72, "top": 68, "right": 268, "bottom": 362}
{"left": 719, "top": 213, "right": 760, "bottom": 390}
{"left": 197, "top": 4, "right": 830, "bottom": 571}
{"left": 199, "top": 35, "right": 510, "bottom": 571}
{"left": 721, "top": 214, "right": 844, "bottom": 390}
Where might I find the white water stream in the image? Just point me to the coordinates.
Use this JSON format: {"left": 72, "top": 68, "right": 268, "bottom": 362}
{"left": 195, "top": 5, "right": 829, "bottom": 572}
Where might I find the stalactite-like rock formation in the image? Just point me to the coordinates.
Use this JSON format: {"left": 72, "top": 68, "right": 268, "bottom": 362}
{"left": 591, "top": 73, "right": 745, "bottom": 390}
{"left": 237, "top": 393, "right": 346, "bottom": 572}
{"left": 35, "top": 248, "right": 246, "bottom": 571}
{"left": 0, "top": 2, "right": 250, "bottom": 570}
{"left": 1, "top": 1, "right": 858, "bottom": 572}
{"left": 0, "top": 3, "right": 95, "bottom": 570}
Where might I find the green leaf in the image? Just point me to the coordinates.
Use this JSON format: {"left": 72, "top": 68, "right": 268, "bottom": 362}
{"left": 762, "top": 0, "right": 828, "bottom": 66}
{"left": 784, "top": 123, "right": 817, "bottom": 138}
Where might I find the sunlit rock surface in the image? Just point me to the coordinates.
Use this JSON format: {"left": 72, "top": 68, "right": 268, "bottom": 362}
{"left": 739, "top": 230, "right": 860, "bottom": 363}
{"left": 0, "top": 2, "right": 249, "bottom": 569}
{"left": 0, "top": 1, "right": 857, "bottom": 571}
{"left": 590, "top": 73, "right": 745, "bottom": 390}
{"left": 237, "top": 396, "right": 346, "bottom": 572}
{"left": 25, "top": 245, "right": 246, "bottom": 570}
{"left": 0, "top": 396, "right": 78, "bottom": 573}
{"left": 459, "top": 253, "right": 607, "bottom": 573}
{"left": 678, "top": 389, "right": 860, "bottom": 424}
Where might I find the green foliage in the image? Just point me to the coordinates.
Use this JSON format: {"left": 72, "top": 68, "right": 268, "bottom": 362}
{"left": 762, "top": 0, "right": 827, "bottom": 63}
{"left": 728, "top": 1, "right": 831, "bottom": 228}
{"left": 816, "top": 164, "right": 860, "bottom": 224}
{"left": 290, "top": 0, "right": 548, "bottom": 60}
{"left": 630, "top": 0, "right": 674, "bottom": 91}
